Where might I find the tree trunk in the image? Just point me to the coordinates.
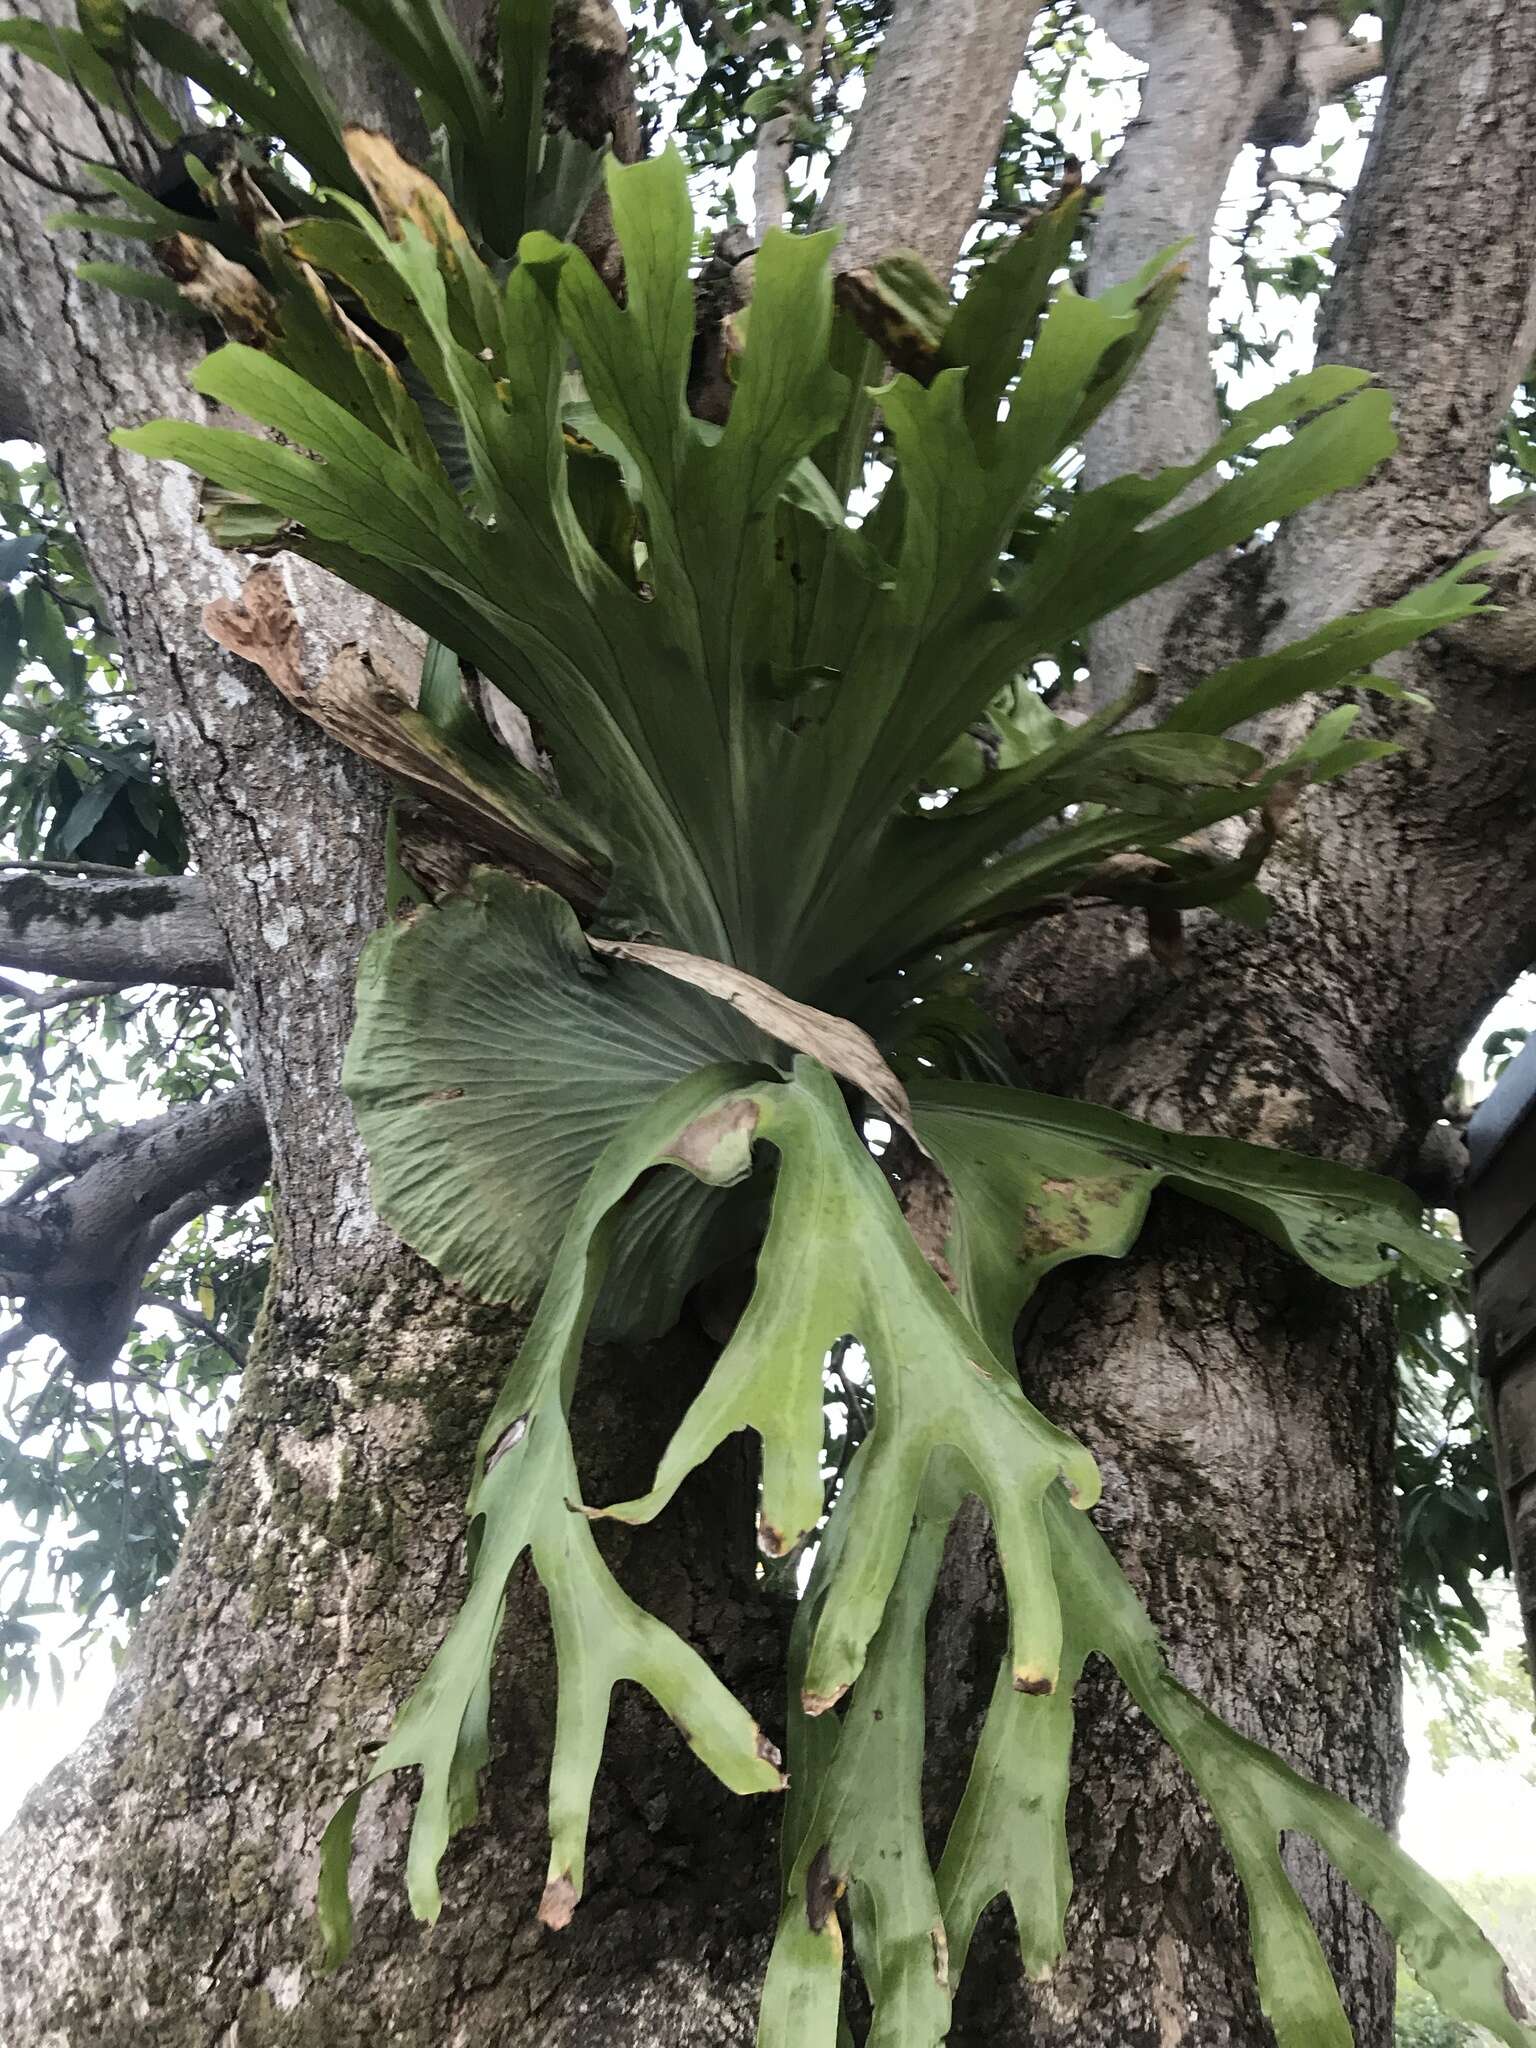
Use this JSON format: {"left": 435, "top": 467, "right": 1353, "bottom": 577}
{"left": 3, "top": 0, "right": 1536, "bottom": 2044}
{"left": 0, "top": 16, "right": 789, "bottom": 2046}
{"left": 965, "top": 3, "right": 1536, "bottom": 2043}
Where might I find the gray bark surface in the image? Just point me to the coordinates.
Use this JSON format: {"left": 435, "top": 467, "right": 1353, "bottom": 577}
{"left": 0, "top": 870, "right": 230, "bottom": 985}
{"left": 1, "top": 0, "right": 1533, "bottom": 2044}
{"left": 1080, "top": 1, "right": 1291, "bottom": 707}
{"left": 820, "top": 0, "right": 1041, "bottom": 280}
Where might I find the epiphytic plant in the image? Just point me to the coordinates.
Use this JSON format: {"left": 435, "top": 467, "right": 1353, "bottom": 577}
{"left": 8, "top": 0, "right": 1529, "bottom": 2039}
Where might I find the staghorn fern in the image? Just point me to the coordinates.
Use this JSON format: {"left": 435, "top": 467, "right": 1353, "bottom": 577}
{"left": 11, "top": 0, "right": 1530, "bottom": 2038}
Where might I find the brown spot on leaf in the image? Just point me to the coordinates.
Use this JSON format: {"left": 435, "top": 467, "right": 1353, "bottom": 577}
{"left": 538, "top": 1872, "right": 578, "bottom": 1930}
{"left": 931, "top": 1922, "right": 950, "bottom": 1990}
{"left": 1014, "top": 1671, "right": 1055, "bottom": 1697}
{"left": 664, "top": 1095, "right": 760, "bottom": 1186}
{"left": 424, "top": 1086, "right": 465, "bottom": 1103}
{"left": 805, "top": 1845, "right": 845, "bottom": 1933}
{"left": 756, "top": 1517, "right": 787, "bottom": 1558}
{"left": 1020, "top": 1172, "right": 1139, "bottom": 1258}
{"left": 801, "top": 1682, "right": 848, "bottom": 1718}
{"left": 755, "top": 1729, "right": 785, "bottom": 1775}
{"left": 1019, "top": 1201, "right": 1078, "bottom": 1258}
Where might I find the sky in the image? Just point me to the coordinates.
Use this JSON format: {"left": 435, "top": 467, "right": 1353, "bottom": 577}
{"left": 1, "top": 0, "right": 1532, "bottom": 1933}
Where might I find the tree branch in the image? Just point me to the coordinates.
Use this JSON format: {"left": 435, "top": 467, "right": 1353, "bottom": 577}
{"left": 1273, "top": 0, "right": 1536, "bottom": 632}
{"left": 1080, "top": 0, "right": 1293, "bottom": 705}
{"left": 751, "top": 0, "right": 832, "bottom": 237}
{"left": 819, "top": 0, "right": 1044, "bottom": 281}
{"left": 0, "top": 1319, "right": 34, "bottom": 1364}
{"left": 683, "top": 3, "right": 799, "bottom": 59}
{"left": 1294, "top": 14, "right": 1384, "bottom": 105}
{"left": 0, "top": 974, "right": 139, "bottom": 1013}
{"left": 0, "top": 1086, "right": 270, "bottom": 1374}
{"left": 0, "top": 871, "right": 231, "bottom": 988}
{"left": 0, "top": 1122, "right": 65, "bottom": 1168}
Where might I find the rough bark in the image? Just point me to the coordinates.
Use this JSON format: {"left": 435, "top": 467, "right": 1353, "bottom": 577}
{"left": 0, "top": 1267, "right": 789, "bottom": 2047}
{"left": 290, "top": 0, "right": 429, "bottom": 145}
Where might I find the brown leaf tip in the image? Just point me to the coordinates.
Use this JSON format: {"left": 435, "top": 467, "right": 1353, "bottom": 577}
{"left": 538, "top": 1873, "right": 578, "bottom": 1930}
{"left": 800, "top": 1683, "right": 848, "bottom": 1718}
{"left": 1013, "top": 1671, "right": 1055, "bottom": 1697}
{"left": 930, "top": 1923, "right": 950, "bottom": 1990}
{"left": 756, "top": 1517, "right": 788, "bottom": 1558}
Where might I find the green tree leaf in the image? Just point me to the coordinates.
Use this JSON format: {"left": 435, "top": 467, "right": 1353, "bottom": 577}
{"left": 590, "top": 1059, "right": 1100, "bottom": 1705}
{"left": 318, "top": 1065, "right": 785, "bottom": 1964}
{"left": 913, "top": 1078, "right": 1461, "bottom": 1357}
{"left": 343, "top": 871, "right": 767, "bottom": 1306}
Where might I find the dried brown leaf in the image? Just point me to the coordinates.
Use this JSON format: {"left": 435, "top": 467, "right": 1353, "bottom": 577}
{"left": 203, "top": 562, "right": 303, "bottom": 694}
{"left": 158, "top": 234, "right": 278, "bottom": 346}
{"left": 344, "top": 127, "right": 469, "bottom": 255}
{"left": 202, "top": 571, "right": 602, "bottom": 907}
{"left": 587, "top": 936, "right": 917, "bottom": 1140}
{"left": 538, "top": 1872, "right": 578, "bottom": 1930}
